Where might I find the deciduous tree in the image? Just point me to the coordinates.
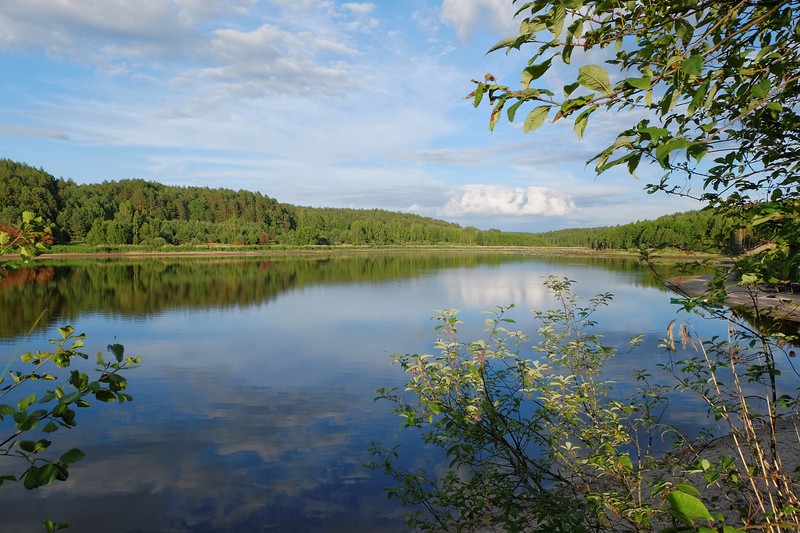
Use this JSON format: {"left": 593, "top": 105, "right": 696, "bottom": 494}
{"left": 471, "top": 0, "right": 800, "bottom": 283}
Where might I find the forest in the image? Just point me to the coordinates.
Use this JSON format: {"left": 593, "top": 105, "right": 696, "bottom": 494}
{"left": 0, "top": 159, "right": 739, "bottom": 250}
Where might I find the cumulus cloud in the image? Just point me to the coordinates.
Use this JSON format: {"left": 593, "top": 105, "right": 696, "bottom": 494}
{"left": 442, "top": 184, "right": 575, "bottom": 217}
{"left": 439, "top": 0, "right": 517, "bottom": 40}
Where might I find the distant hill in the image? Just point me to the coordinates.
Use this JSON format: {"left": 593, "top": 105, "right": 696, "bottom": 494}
{"left": 0, "top": 158, "right": 735, "bottom": 250}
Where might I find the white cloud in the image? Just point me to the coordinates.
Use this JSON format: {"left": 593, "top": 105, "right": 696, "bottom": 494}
{"left": 0, "top": 0, "right": 203, "bottom": 60}
{"left": 439, "top": 0, "right": 517, "bottom": 40}
{"left": 182, "top": 23, "right": 356, "bottom": 97}
{"left": 0, "top": 1, "right": 360, "bottom": 88}
{"left": 342, "top": 2, "right": 374, "bottom": 16}
{"left": 0, "top": 0, "right": 689, "bottom": 230}
{"left": 442, "top": 184, "right": 575, "bottom": 217}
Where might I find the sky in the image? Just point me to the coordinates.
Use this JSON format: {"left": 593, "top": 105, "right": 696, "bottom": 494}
{"left": 0, "top": 0, "right": 700, "bottom": 232}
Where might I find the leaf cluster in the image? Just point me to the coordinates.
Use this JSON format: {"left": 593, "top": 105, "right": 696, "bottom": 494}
{"left": 0, "top": 213, "right": 140, "bottom": 531}
{"left": 0, "top": 211, "right": 51, "bottom": 280}
{"left": 472, "top": 0, "right": 800, "bottom": 281}
{"left": 372, "top": 277, "right": 730, "bottom": 532}
{"left": 373, "top": 277, "right": 800, "bottom": 531}
{"left": 0, "top": 327, "right": 140, "bottom": 490}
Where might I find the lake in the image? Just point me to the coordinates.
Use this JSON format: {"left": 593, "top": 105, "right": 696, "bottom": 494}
{"left": 0, "top": 252, "right": 743, "bottom": 531}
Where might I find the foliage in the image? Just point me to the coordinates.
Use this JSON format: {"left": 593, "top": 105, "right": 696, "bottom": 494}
{"left": 471, "top": 0, "right": 800, "bottom": 281}
{"left": 0, "top": 213, "right": 140, "bottom": 531}
{"left": 538, "top": 209, "right": 739, "bottom": 252}
{"left": 0, "top": 328, "right": 139, "bottom": 489}
{"left": 372, "top": 278, "right": 800, "bottom": 531}
{"left": 373, "top": 2, "right": 800, "bottom": 531}
{"left": 370, "top": 278, "right": 668, "bottom": 531}
{"left": 0, "top": 159, "right": 732, "bottom": 249}
{"left": 658, "top": 315, "right": 800, "bottom": 532}
{"left": 0, "top": 160, "right": 480, "bottom": 246}
{"left": 0, "top": 211, "right": 52, "bottom": 273}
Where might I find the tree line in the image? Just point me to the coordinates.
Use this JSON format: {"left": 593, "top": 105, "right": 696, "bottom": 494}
{"left": 0, "top": 158, "right": 738, "bottom": 250}
{"left": 537, "top": 210, "right": 744, "bottom": 252}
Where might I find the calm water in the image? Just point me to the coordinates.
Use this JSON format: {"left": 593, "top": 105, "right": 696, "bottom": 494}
{"left": 0, "top": 252, "right": 753, "bottom": 531}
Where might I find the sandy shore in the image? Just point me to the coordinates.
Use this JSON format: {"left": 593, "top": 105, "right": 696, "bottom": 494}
{"left": 667, "top": 274, "right": 800, "bottom": 324}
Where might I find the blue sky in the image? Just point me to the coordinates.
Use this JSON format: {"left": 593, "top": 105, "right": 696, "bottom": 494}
{"left": 0, "top": 0, "right": 698, "bottom": 232}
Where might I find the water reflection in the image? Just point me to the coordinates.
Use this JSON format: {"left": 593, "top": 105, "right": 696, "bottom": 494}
{"left": 0, "top": 252, "right": 738, "bottom": 531}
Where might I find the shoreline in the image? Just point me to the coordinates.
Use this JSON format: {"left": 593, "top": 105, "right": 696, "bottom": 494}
{"left": 33, "top": 245, "right": 712, "bottom": 261}
{"left": 666, "top": 274, "right": 800, "bottom": 324}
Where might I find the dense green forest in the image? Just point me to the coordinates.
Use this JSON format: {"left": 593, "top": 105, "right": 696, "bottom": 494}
{"left": 0, "top": 159, "right": 739, "bottom": 250}
{"left": 535, "top": 210, "right": 741, "bottom": 251}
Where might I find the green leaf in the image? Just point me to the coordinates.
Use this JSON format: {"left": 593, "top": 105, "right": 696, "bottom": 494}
{"left": 43, "top": 520, "right": 70, "bottom": 533}
{"left": 107, "top": 343, "right": 125, "bottom": 363}
{"left": 563, "top": 81, "right": 580, "bottom": 97}
{"left": 577, "top": 65, "right": 612, "bottom": 96}
{"left": 93, "top": 390, "right": 116, "bottom": 402}
{"left": 660, "top": 89, "right": 678, "bottom": 115}
{"left": 60, "top": 448, "right": 86, "bottom": 465}
{"left": 524, "top": 106, "right": 550, "bottom": 133}
{"left": 741, "top": 273, "right": 759, "bottom": 285}
{"left": 750, "top": 78, "right": 771, "bottom": 99}
{"left": 519, "top": 17, "right": 547, "bottom": 36}
{"left": 681, "top": 54, "right": 704, "bottom": 78}
{"left": 675, "top": 483, "right": 700, "bottom": 496}
{"left": 667, "top": 490, "right": 713, "bottom": 525}
{"left": 627, "top": 153, "right": 641, "bottom": 174}
{"left": 625, "top": 76, "right": 651, "bottom": 89}
{"left": 487, "top": 36, "right": 518, "bottom": 54}
{"left": 689, "top": 81, "right": 709, "bottom": 113}
{"left": 506, "top": 100, "right": 525, "bottom": 122}
{"left": 573, "top": 105, "right": 596, "bottom": 140}
{"left": 20, "top": 439, "right": 52, "bottom": 453}
{"left": 639, "top": 126, "right": 669, "bottom": 141}
{"left": 562, "top": 44, "right": 574, "bottom": 64}
{"left": 472, "top": 83, "right": 484, "bottom": 107}
{"left": 547, "top": 4, "right": 566, "bottom": 37}
{"left": 23, "top": 463, "right": 67, "bottom": 489}
{"left": 573, "top": 114, "right": 588, "bottom": 140}
{"left": 18, "top": 394, "right": 36, "bottom": 411}
{"left": 19, "top": 440, "right": 37, "bottom": 453}
{"left": 655, "top": 138, "right": 688, "bottom": 166}
{"left": 687, "top": 142, "right": 708, "bottom": 163}
{"left": 521, "top": 57, "right": 553, "bottom": 88}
